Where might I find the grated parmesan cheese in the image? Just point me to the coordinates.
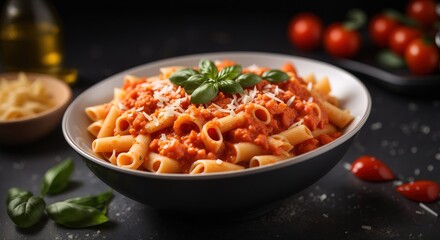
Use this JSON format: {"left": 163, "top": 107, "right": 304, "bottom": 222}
{"left": 216, "top": 159, "right": 223, "bottom": 165}
{"left": 419, "top": 203, "right": 438, "bottom": 217}
{"left": 142, "top": 112, "right": 152, "bottom": 121}
{"left": 160, "top": 133, "right": 166, "bottom": 141}
{"left": 361, "top": 225, "right": 372, "bottom": 230}
{"left": 286, "top": 96, "right": 296, "bottom": 106}
{"left": 118, "top": 102, "right": 127, "bottom": 110}
{"left": 264, "top": 92, "right": 284, "bottom": 103}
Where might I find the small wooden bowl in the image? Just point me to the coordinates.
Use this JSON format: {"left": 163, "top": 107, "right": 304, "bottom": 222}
{"left": 0, "top": 72, "right": 72, "bottom": 145}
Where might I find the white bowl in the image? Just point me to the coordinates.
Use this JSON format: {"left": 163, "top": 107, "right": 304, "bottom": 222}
{"left": 63, "top": 52, "right": 371, "bottom": 217}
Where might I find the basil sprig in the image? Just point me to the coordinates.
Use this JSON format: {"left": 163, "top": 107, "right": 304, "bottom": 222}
{"left": 7, "top": 188, "right": 45, "bottom": 228}
{"left": 169, "top": 59, "right": 290, "bottom": 104}
{"left": 6, "top": 159, "right": 113, "bottom": 229}
{"left": 47, "top": 191, "right": 112, "bottom": 228}
{"left": 40, "top": 158, "right": 74, "bottom": 196}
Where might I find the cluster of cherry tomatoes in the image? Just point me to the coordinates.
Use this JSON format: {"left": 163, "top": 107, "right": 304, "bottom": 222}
{"left": 287, "top": 0, "right": 439, "bottom": 75}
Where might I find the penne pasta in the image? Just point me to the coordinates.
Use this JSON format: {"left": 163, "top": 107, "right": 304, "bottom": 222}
{"left": 143, "top": 152, "right": 181, "bottom": 173}
{"left": 312, "top": 123, "right": 337, "bottom": 138}
{"left": 173, "top": 113, "right": 204, "bottom": 135}
{"left": 87, "top": 120, "right": 103, "bottom": 137}
{"left": 116, "top": 134, "right": 151, "bottom": 169}
{"left": 85, "top": 104, "right": 107, "bottom": 122}
{"left": 84, "top": 59, "right": 354, "bottom": 174}
{"left": 313, "top": 76, "right": 331, "bottom": 95}
{"left": 230, "top": 142, "right": 263, "bottom": 164}
{"left": 249, "top": 155, "right": 289, "bottom": 167}
{"left": 97, "top": 105, "right": 119, "bottom": 138}
{"left": 321, "top": 101, "right": 354, "bottom": 128}
{"left": 92, "top": 135, "right": 134, "bottom": 153}
{"left": 189, "top": 159, "right": 244, "bottom": 174}
{"left": 278, "top": 124, "right": 313, "bottom": 146}
{"left": 201, "top": 122, "right": 224, "bottom": 153}
{"left": 249, "top": 104, "right": 271, "bottom": 125}
{"left": 115, "top": 114, "right": 130, "bottom": 135}
{"left": 216, "top": 111, "right": 246, "bottom": 133}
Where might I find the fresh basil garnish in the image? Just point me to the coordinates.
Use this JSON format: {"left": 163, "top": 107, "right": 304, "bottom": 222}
{"left": 218, "top": 65, "right": 242, "bottom": 80}
{"left": 190, "top": 82, "right": 219, "bottom": 104}
{"left": 262, "top": 70, "right": 290, "bottom": 83}
{"left": 236, "top": 73, "right": 262, "bottom": 87}
{"left": 7, "top": 189, "right": 46, "bottom": 228}
{"left": 169, "top": 68, "right": 199, "bottom": 86}
{"left": 63, "top": 191, "right": 113, "bottom": 213}
{"left": 218, "top": 79, "right": 243, "bottom": 94}
{"left": 7, "top": 187, "right": 33, "bottom": 204}
{"left": 168, "top": 59, "right": 290, "bottom": 104}
{"left": 40, "top": 159, "right": 74, "bottom": 196}
{"left": 47, "top": 202, "right": 108, "bottom": 228}
{"left": 199, "top": 59, "right": 218, "bottom": 79}
{"left": 6, "top": 159, "right": 113, "bottom": 229}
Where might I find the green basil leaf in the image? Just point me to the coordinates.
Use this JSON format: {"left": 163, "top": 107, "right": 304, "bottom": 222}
{"left": 40, "top": 159, "right": 74, "bottom": 196}
{"left": 236, "top": 73, "right": 263, "bottom": 87}
{"left": 7, "top": 195, "right": 45, "bottom": 228}
{"left": 63, "top": 191, "right": 112, "bottom": 213}
{"left": 7, "top": 188, "right": 33, "bottom": 204}
{"left": 47, "top": 202, "right": 108, "bottom": 228}
{"left": 183, "top": 74, "right": 206, "bottom": 94}
{"left": 376, "top": 50, "right": 406, "bottom": 69}
{"left": 169, "top": 68, "right": 198, "bottom": 86}
{"left": 199, "top": 59, "right": 218, "bottom": 79}
{"left": 262, "top": 70, "right": 290, "bottom": 83}
{"left": 218, "top": 65, "right": 242, "bottom": 80}
{"left": 343, "top": 8, "right": 366, "bottom": 31}
{"left": 190, "top": 82, "right": 218, "bottom": 104}
{"left": 218, "top": 80, "right": 244, "bottom": 94}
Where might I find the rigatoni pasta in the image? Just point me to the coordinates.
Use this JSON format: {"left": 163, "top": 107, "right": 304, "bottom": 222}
{"left": 85, "top": 60, "right": 354, "bottom": 174}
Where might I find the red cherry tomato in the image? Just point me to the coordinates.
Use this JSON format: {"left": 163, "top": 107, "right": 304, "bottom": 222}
{"left": 368, "top": 14, "right": 400, "bottom": 47}
{"left": 350, "top": 155, "right": 395, "bottom": 182}
{"left": 388, "top": 26, "right": 421, "bottom": 56}
{"left": 396, "top": 180, "right": 440, "bottom": 203}
{"left": 406, "top": 0, "right": 438, "bottom": 28}
{"left": 405, "top": 38, "right": 440, "bottom": 75}
{"left": 323, "top": 23, "right": 361, "bottom": 58}
{"left": 287, "top": 13, "right": 323, "bottom": 51}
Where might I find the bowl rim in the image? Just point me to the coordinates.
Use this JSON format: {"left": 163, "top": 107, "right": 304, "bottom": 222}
{"left": 0, "top": 72, "right": 72, "bottom": 124}
{"left": 63, "top": 51, "right": 372, "bottom": 180}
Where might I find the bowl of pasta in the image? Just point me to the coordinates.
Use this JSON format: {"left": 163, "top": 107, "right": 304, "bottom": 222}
{"left": 0, "top": 72, "right": 72, "bottom": 145}
{"left": 63, "top": 52, "right": 371, "bottom": 217}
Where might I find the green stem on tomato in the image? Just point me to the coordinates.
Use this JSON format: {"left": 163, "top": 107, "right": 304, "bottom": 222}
{"left": 343, "top": 9, "right": 367, "bottom": 31}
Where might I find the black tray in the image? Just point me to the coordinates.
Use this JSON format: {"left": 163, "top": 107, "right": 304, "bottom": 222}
{"left": 291, "top": 45, "right": 440, "bottom": 97}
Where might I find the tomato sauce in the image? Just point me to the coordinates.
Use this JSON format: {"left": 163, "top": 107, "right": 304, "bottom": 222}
{"left": 117, "top": 61, "right": 342, "bottom": 173}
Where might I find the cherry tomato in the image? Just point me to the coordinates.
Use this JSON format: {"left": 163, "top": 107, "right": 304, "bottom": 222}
{"left": 406, "top": 0, "right": 438, "bottom": 28}
{"left": 368, "top": 14, "right": 400, "bottom": 47}
{"left": 350, "top": 155, "right": 395, "bottom": 182}
{"left": 396, "top": 180, "right": 440, "bottom": 203}
{"left": 388, "top": 26, "right": 421, "bottom": 55}
{"left": 323, "top": 23, "right": 361, "bottom": 58}
{"left": 287, "top": 13, "right": 323, "bottom": 51}
{"left": 405, "top": 38, "right": 440, "bottom": 75}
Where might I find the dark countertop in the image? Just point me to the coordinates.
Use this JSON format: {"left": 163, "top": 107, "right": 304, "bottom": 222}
{"left": 1, "top": 1, "right": 440, "bottom": 239}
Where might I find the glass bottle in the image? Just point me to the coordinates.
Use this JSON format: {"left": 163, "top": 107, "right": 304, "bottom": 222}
{"left": 0, "top": 0, "right": 77, "bottom": 84}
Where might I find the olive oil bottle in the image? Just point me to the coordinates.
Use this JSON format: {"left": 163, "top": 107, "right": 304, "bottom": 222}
{"left": 0, "top": 0, "right": 77, "bottom": 84}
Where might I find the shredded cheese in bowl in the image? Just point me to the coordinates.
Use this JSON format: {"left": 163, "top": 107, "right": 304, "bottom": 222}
{"left": 0, "top": 72, "right": 54, "bottom": 120}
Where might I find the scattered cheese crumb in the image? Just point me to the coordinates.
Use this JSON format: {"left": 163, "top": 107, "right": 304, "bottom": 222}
{"left": 216, "top": 159, "right": 223, "bottom": 165}
{"left": 361, "top": 225, "right": 372, "bottom": 230}
{"left": 419, "top": 203, "right": 438, "bottom": 217}
{"left": 343, "top": 162, "right": 352, "bottom": 171}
